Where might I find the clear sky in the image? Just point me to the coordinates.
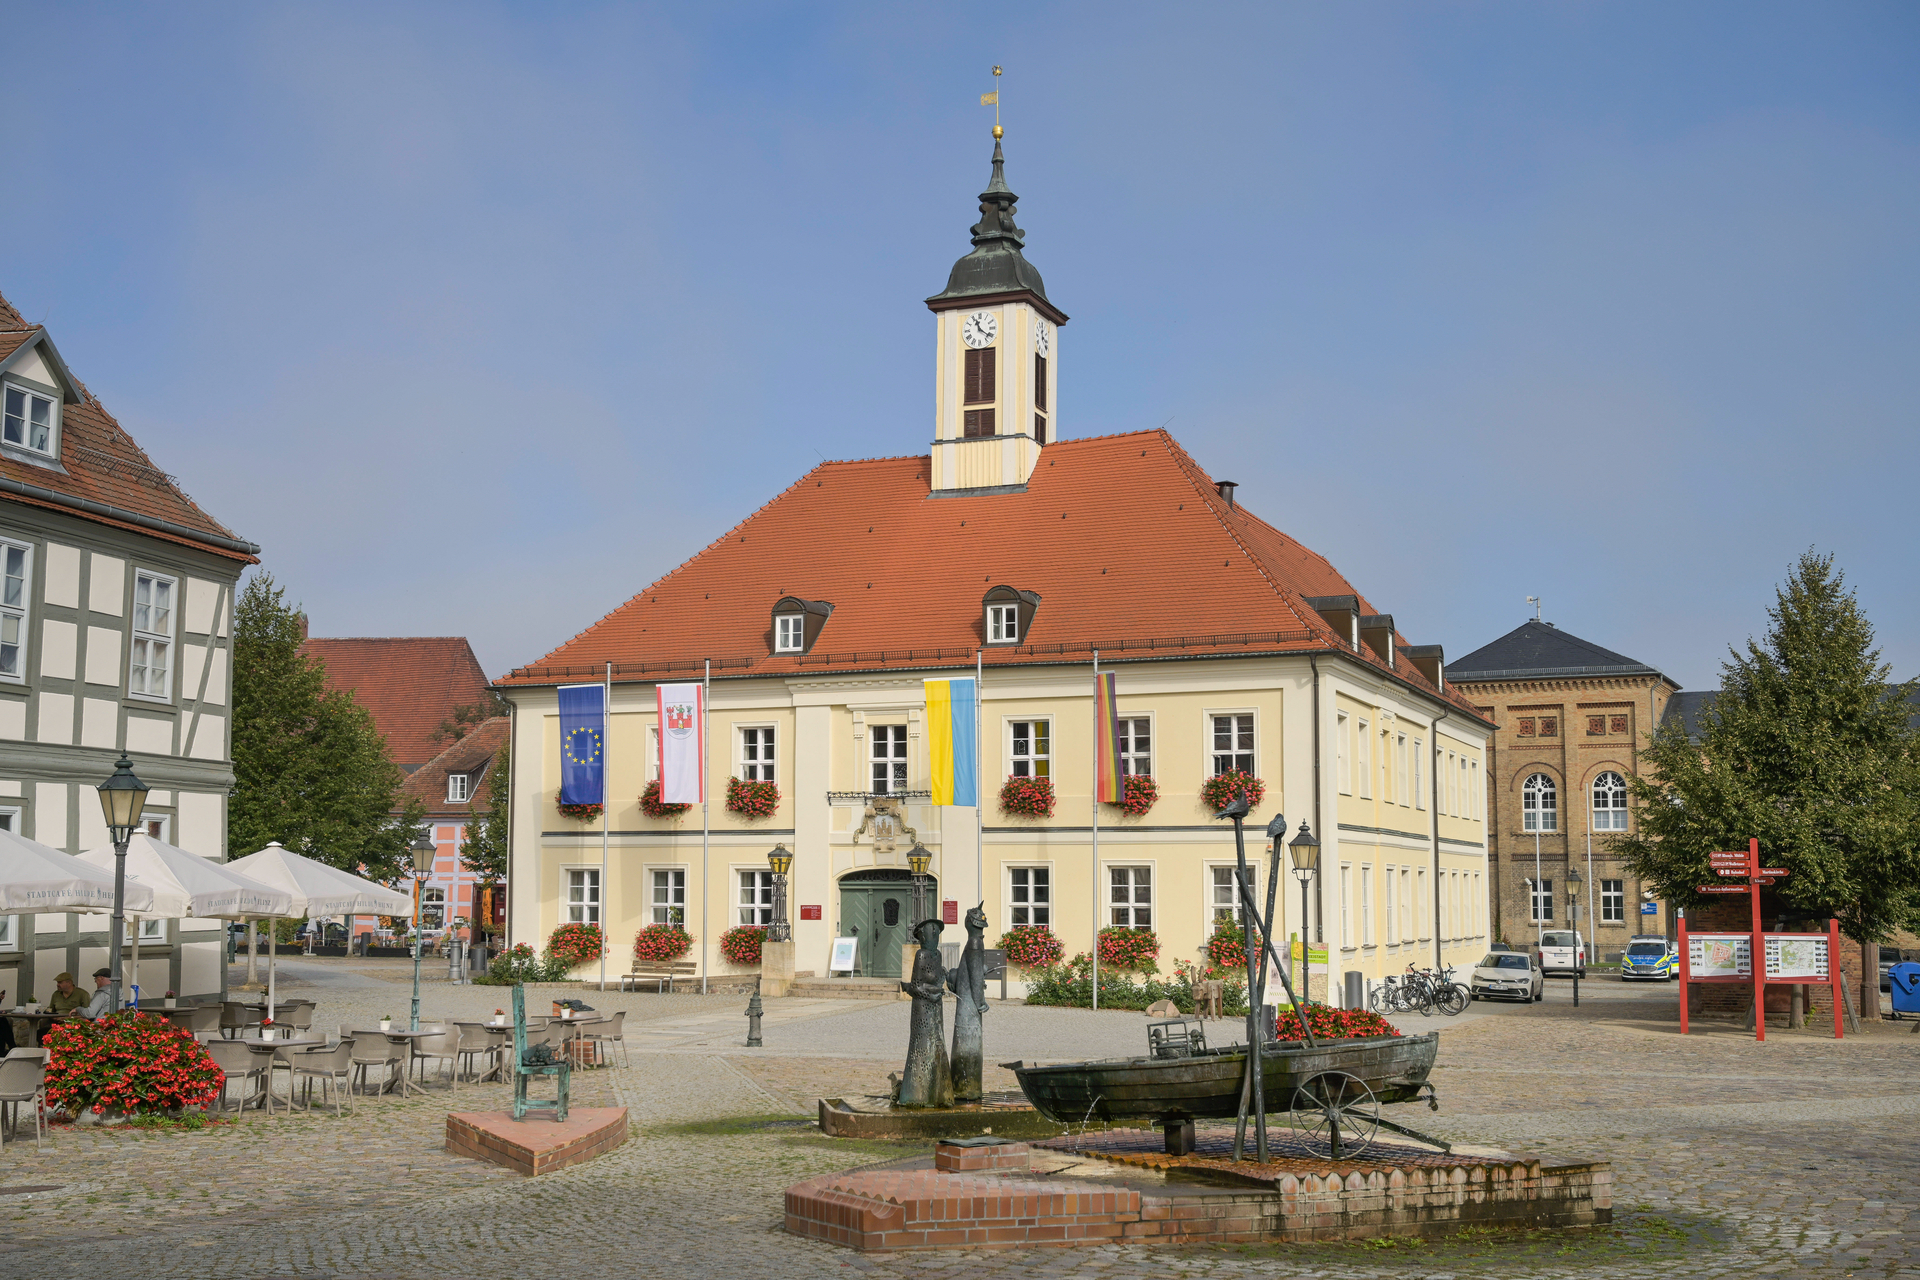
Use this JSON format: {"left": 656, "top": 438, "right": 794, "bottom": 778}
{"left": 4, "top": 3, "right": 1914, "bottom": 690}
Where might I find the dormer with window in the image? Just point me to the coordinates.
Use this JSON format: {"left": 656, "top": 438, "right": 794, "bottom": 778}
{"left": 447, "top": 772, "right": 471, "bottom": 803}
{"left": 769, "top": 596, "right": 833, "bottom": 655}
{"left": 0, "top": 329, "right": 82, "bottom": 468}
{"left": 1359, "top": 615, "right": 1396, "bottom": 667}
{"left": 1303, "top": 595, "right": 1360, "bottom": 651}
{"left": 982, "top": 584, "right": 1040, "bottom": 645}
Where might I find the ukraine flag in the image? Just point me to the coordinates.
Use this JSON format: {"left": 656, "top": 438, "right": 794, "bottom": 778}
{"left": 923, "top": 677, "right": 978, "bottom": 807}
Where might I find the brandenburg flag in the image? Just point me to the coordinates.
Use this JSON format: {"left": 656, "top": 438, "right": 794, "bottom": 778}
{"left": 1094, "top": 671, "right": 1122, "bottom": 803}
{"left": 557, "top": 683, "right": 606, "bottom": 806}
{"left": 923, "top": 676, "right": 977, "bottom": 807}
{"left": 657, "top": 682, "right": 705, "bottom": 805}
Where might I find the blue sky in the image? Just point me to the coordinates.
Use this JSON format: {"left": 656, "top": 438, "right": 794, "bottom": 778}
{"left": 3, "top": 3, "right": 1915, "bottom": 689}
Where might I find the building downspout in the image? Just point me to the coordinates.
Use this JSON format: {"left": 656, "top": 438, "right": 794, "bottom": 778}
{"left": 1310, "top": 655, "right": 1324, "bottom": 982}
{"left": 507, "top": 698, "right": 519, "bottom": 951}
{"left": 1431, "top": 709, "right": 1448, "bottom": 971}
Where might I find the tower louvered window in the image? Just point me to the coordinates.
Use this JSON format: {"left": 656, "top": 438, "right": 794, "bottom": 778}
{"left": 964, "top": 409, "right": 995, "bottom": 438}
{"left": 964, "top": 347, "right": 995, "bottom": 404}
{"left": 1034, "top": 354, "right": 1047, "bottom": 409}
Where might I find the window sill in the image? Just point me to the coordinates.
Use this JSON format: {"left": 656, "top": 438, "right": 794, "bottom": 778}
{"left": 0, "top": 681, "right": 27, "bottom": 698}
{"left": 125, "top": 692, "right": 175, "bottom": 709}
{"left": 0, "top": 441, "right": 67, "bottom": 474}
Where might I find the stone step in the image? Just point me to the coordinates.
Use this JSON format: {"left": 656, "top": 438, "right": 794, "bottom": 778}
{"left": 785, "top": 978, "right": 906, "bottom": 1001}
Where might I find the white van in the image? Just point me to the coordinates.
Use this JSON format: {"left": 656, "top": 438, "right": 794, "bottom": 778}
{"left": 1538, "top": 930, "right": 1587, "bottom": 978}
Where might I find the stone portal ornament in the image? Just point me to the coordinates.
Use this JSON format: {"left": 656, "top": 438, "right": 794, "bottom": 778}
{"left": 896, "top": 918, "right": 953, "bottom": 1108}
{"left": 947, "top": 902, "right": 988, "bottom": 1101}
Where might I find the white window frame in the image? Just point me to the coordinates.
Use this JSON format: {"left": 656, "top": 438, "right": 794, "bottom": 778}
{"left": 1601, "top": 878, "right": 1625, "bottom": 923}
{"left": 2, "top": 381, "right": 58, "bottom": 456}
{"left": 1361, "top": 863, "right": 1375, "bottom": 945}
{"left": 128, "top": 568, "right": 177, "bottom": 702}
{"left": 647, "top": 725, "right": 660, "bottom": 782}
{"left": 1356, "top": 719, "right": 1372, "bottom": 799}
{"left": 1384, "top": 864, "right": 1397, "bottom": 944}
{"left": 1207, "top": 710, "right": 1255, "bottom": 776}
{"left": 738, "top": 724, "right": 776, "bottom": 782}
{"left": 1471, "top": 760, "right": 1480, "bottom": 820}
{"left": 1415, "top": 866, "right": 1428, "bottom": 939}
{"left": 1591, "top": 771, "right": 1629, "bottom": 832}
{"left": 1335, "top": 711, "right": 1350, "bottom": 794}
{"left": 565, "top": 867, "right": 601, "bottom": 925}
{"left": 1108, "top": 865, "right": 1152, "bottom": 929}
{"left": 650, "top": 866, "right": 686, "bottom": 925}
{"left": 1522, "top": 773, "right": 1558, "bottom": 833}
{"left": 1008, "top": 718, "right": 1050, "bottom": 779}
{"left": 1472, "top": 871, "right": 1483, "bottom": 936}
{"left": 1117, "top": 715, "right": 1152, "bottom": 777}
{"left": 1529, "top": 877, "right": 1554, "bottom": 923}
{"left": 0, "top": 802, "right": 15, "bottom": 951}
{"left": 1207, "top": 862, "right": 1257, "bottom": 929}
{"left": 1413, "top": 737, "right": 1424, "bottom": 810}
{"left": 142, "top": 814, "right": 170, "bottom": 842}
{"left": 1395, "top": 733, "right": 1408, "bottom": 806}
{"left": 419, "top": 885, "right": 447, "bottom": 928}
{"left": 1007, "top": 865, "right": 1051, "bottom": 927}
{"left": 738, "top": 868, "right": 775, "bottom": 926}
{"left": 774, "top": 614, "right": 804, "bottom": 652}
{"left": 0, "top": 536, "right": 31, "bottom": 684}
{"left": 447, "top": 773, "right": 470, "bottom": 803}
{"left": 870, "top": 723, "right": 908, "bottom": 793}
{"left": 987, "top": 603, "right": 1019, "bottom": 643}
{"left": 1339, "top": 863, "right": 1353, "bottom": 950}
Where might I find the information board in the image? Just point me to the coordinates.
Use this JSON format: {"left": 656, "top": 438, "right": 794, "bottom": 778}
{"left": 1688, "top": 934, "right": 1752, "bottom": 978}
{"left": 829, "top": 936, "right": 859, "bottom": 973}
{"left": 1764, "top": 934, "right": 1829, "bottom": 979}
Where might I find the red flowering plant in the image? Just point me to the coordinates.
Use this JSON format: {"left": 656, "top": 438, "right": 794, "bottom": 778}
{"left": 556, "top": 800, "right": 603, "bottom": 821}
{"left": 1206, "top": 917, "right": 1248, "bottom": 970}
{"left": 1108, "top": 773, "right": 1158, "bottom": 817}
{"left": 720, "top": 925, "right": 767, "bottom": 966}
{"left": 726, "top": 776, "right": 780, "bottom": 819}
{"left": 1199, "top": 770, "right": 1265, "bottom": 812}
{"left": 1097, "top": 926, "right": 1160, "bottom": 972}
{"left": 999, "top": 775, "right": 1055, "bottom": 818}
{"left": 640, "top": 780, "right": 693, "bottom": 819}
{"left": 545, "top": 922, "right": 603, "bottom": 969}
{"left": 998, "top": 924, "right": 1064, "bottom": 969}
{"left": 1271, "top": 1002, "right": 1400, "bottom": 1041}
{"left": 633, "top": 923, "right": 694, "bottom": 963}
{"left": 43, "top": 1011, "right": 223, "bottom": 1117}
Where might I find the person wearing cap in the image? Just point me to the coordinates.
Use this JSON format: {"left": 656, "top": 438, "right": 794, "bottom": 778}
{"left": 83, "top": 968, "right": 113, "bottom": 1019}
{"left": 47, "top": 972, "right": 89, "bottom": 1016}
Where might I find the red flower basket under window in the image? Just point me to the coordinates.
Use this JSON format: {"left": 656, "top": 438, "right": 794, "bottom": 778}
{"left": 556, "top": 800, "right": 603, "bottom": 821}
{"left": 1107, "top": 773, "right": 1158, "bottom": 817}
{"left": 721, "top": 925, "right": 768, "bottom": 966}
{"left": 633, "top": 923, "right": 694, "bottom": 963}
{"left": 1206, "top": 917, "right": 1247, "bottom": 970}
{"left": 1199, "top": 770, "right": 1266, "bottom": 812}
{"left": 546, "top": 922, "right": 603, "bottom": 969}
{"left": 999, "top": 775, "right": 1055, "bottom": 818}
{"left": 1097, "top": 926, "right": 1160, "bottom": 971}
{"left": 998, "top": 924, "right": 1064, "bottom": 969}
{"left": 640, "top": 780, "right": 693, "bottom": 819}
{"left": 726, "top": 776, "right": 780, "bottom": 819}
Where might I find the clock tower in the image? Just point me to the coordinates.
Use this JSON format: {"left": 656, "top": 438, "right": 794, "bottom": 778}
{"left": 926, "top": 138, "right": 1068, "bottom": 495}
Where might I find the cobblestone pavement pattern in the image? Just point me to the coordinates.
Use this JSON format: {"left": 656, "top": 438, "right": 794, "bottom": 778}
{"left": 0, "top": 959, "right": 1913, "bottom": 1279}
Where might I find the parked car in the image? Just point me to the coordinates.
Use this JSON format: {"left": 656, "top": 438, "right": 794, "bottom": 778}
{"left": 1620, "top": 935, "right": 1677, "bottom": 981}
{"left": 1469, "top": 951, "right": 1544, "bottom": 1002}
{"left": 1539, "top": 930, "right": 1587, "bottom": 978}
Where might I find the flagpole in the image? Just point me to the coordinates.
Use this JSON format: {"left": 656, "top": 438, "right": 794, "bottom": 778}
{"left": 1091, "top": 649, "right": 1100, "bottom": 1013}
{"left": 701, "top": 657, "right": 711, "bottom": 996}
{"left": 976, "top": 649, "right": 984, "bottom": 905}
{"left": 601, "top": 661, "right": 611, "bottom": 992}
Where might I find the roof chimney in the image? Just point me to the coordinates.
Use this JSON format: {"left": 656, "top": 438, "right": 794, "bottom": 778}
{"left": 296, "top": 612, "right": 309, "bottom": 642}
{"left": 1214, "top": 480, "right": 1238, "bottom": 509}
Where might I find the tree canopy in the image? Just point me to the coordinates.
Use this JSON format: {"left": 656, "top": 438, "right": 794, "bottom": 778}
{"left": 458, "top": 738, "right": 510, "bottom": 887}
{"left": 1617, "top": 552, "right": 1920, "bottom": 942}
{"left": 230, "top": 573, "right": 425, "bottom": 884}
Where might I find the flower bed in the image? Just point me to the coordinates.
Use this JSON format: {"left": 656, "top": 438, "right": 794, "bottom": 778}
{"left": 1206, "top": 918, "right": 1247, "bottom": 970}
{"left": 556, "top": 800, "right": 603, "bottom": 821}
{"left": 1097, "top": 926, "right": 1160, "bottom": 971}
{"left": 726, "top": 775, "right": 780, "bottom": 819}
{"left": 633, "top": 923, "right": 694, "bottom": 963}
{"left": 1023, "top": 953, "right": 1248, "bottom": 1014}
{"left": 546, "top": 922, "right": 603, "bottom": 969}
{"left": 997, "top": 924, "right": 1064, "bottom": 969}
{"left": 999, "top": 775, "right": 1055, "bottom": 818}
{"left": 1272, "top": 1002, "right": 1399, "bottom": 1041}
{"left": 640, "top": 779, "right": 693, "bottom": 818}
{"left": 1108, "top": 772, "right": 1157, "bottom": 816}
{"left": 720, "top": 925, "right": 767, "bottom": 966}
{"left": 43, "top": 1012, "right": 223, "bottom": 1116}
{"left": 1199, "top": 769, "right": 1265, "bottom": 812}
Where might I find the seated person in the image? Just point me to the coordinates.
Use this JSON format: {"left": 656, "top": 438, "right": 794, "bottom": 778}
{"left": 47, "top": 972, "right": 90, "bottom": 1015}
{"left": 83, "top": 968, "right": 113, "bottom": 1019}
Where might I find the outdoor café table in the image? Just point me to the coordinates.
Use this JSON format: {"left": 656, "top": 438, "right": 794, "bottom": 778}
{"left": 4, "top": 1009, "right": 77, "bottom": 1047}
{"left": 348, "top": 1028, "right": 441, "bottom": 1097}
{"left": 455, "top": 1020, "right": 518, "bottom": 1083}
{"left": 234, "top": 1033, "right": 326, "bottom": 1113}
{"left": 551, "top": 1014, "right": 608, "bottom": 1067}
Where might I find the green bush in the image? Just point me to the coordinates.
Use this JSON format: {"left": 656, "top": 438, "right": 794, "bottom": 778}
{"left": 1022, "top": 953, "right": 1248, "bottom": 1014}
{"left": 477, "top": 942, "right": 570, "bottom": 985}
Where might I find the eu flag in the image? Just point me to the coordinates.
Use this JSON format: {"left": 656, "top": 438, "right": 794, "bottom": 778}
{"left": 558, "top": 684, "right": 606, "bottom": 805}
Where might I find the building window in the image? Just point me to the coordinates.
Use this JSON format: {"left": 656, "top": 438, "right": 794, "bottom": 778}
{"left": 447, "top": 773, "right": 470, "bottom": 803}
{"left": 1210, "top": 864, "right": 1262, "bottom": 927}
{"left": 1384, "top": 866, "right": 1398, "bottom": 943}
{"left": 1210, "top": 713, "right": 1253, "bottom": 775}
{"left": 739, "top": 870, "right": 774, "bottom": 925}
{"left": 647, "top": 725, "right": 659, "bottom": 782}
{"left": 1529, "top": 877, "right": 1553, "bottom": 923}
{"left": 1522, "top": 773, "right": 1557, "bottom": 832}
{"left": 1540, "top": 717, "right": 1557, "bottom": 737}
{"left": 988, "top": 603, "right": 1019, "bottom": 642}
{"left": 1445, "top": 752, "right": 1456, "bottom": 816}
{"left": 1008, "top": 867, "right": 1050, "bottom": 927}
{"left": 1413, "top": 738, "right": 1424, "bottom": 810}
{"left": 964, "top": 408, "right": 995, "bottom": 438}
{"left": 1395, "top": 734, "right": 1408, "bottom": 806}
{"left": 1587, "top": 716, "right": 1605, "bottom": 736}
{"left": 740, "top": 726, "right": 776, "bottom": 781}
{"left": 0, "top": 539, "right": 28, "bottom": 681}
{"left": 1591, "top": 770, "right": 1629, "bottom": 831}
{"left": 129, "top": 570, "right": 176, "bottom": 700}
{"left": 1335, "top": 711, "right": 1350, "bottom": 794}
{"left": 1339, "top": 864, "right": 1352, "bottom": 948}
{"left": 964, "top": 345, "right": 995, "bottom": 404}
{"left": 566, "top": 868, "right": 600, "bottom": 925}
{"left": 871, "top": 724, "right": 907, "bottom": 793}
{"left": 420, "top": 886, "right": 446, "bottom": 928}
{"left": 775, "top": 615, "right": 804, "bottom": 652}
{"left": 0, "top": 911, "right": 14, "bottom": 951}
{"left": 1601, "top": 878, "right": 1625, "bottom": 922}
{"left": 1118, "top": 717, "right": 1151, "bottom": 776}
{"left": 1356, "top": 719, "right": 1371, "bottom": 799}
{"left": 1414, "top": 868, "right": 1426, "bottom": 938}
{"left": 142, "top": 815, "right": 169, "bottom": 841}
{"left": 651, "top": 869, "right": 685, "bottom": 924}
{"left": 1109, "top": 866, "right": 1151, "bottom": 928}
{"left": 1360, "top": 864, "right": 1374, "bottom": 944}
{"left": 1517, "top": 717, "right": 1534, "bottom": 737}
{"left": 1033, "top": 412, "right": 1047, "bottom": 444}
{"left": 1010, "top": 720, "right": 1049, "bottom": 778}
{"left": 1471, "top": 760, "right": 1480, "bottom": 820}
{"left": 3, "top": 384, "right": 54, "bottom": 454}
{"left": 1610, "top": 714, "right": 1628, "bottom": 734}
{"left": 1034, "top": 353, "right": 1047, "bottom": 410}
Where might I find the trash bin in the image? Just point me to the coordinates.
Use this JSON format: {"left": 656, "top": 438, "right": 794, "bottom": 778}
{"left": 1889, "top": 962, "right": 1920, "bottom": 1018}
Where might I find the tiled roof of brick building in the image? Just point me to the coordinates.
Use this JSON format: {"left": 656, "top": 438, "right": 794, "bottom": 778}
{"left": 0, "top": 289, "right": 258, "bottom": 561}
{"left": 301, "top": 636, "right": 496, "bottom": 770}
{"left": 1445, "top": 620, "right": 1667, "bottom": 684}
{"left": 503, "top": 428, "right": 1484, "bottom": 720}
{"left": 401, "top": 717, "right": 509, "bottom": 819}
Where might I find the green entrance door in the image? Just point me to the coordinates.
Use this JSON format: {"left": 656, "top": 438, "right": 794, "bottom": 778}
{"left": 837, "top": 871, "right": 929, "bottom": 979}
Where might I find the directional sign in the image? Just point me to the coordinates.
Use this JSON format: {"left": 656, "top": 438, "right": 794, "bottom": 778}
{"left": 1751, "top": 877, "right": 1777, "bottom": 885}
{"left": 1757, "top": 868, "right": 1789, "bottom": 877}
{"left": 1697, "top": 885, "right": 1753, "bottom": 894}
{"left": 1708, "top": 856, "right": 1749, "bottom": 867}
{"left": 1715, "top": 869, "right": 1747, "bottom": 878}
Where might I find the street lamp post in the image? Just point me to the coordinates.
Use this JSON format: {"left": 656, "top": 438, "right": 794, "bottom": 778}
{"left": 407, "top": 832, "right": 435, "bottom": 1031}
{"left": 767, "top": 843, "right": 793, "bottom": 943}
{"left": 1565, "top": 868, "right": 1582, "bottom": 1008}
{"left": 96, "top": 754, "right": 151, "bottom": 1016}
{"left": 907, "top": 845, "right": 932, "bottom": 925}
{"left": 1287, "top": 822, "right": 1320, "bottom": 999}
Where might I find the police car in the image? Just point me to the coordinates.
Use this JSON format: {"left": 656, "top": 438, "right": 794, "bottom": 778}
{"left": 1620, "top": 935, "right": 1677, "bottom": 981}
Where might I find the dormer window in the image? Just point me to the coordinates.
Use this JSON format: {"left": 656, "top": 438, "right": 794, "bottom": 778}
{"left": 775, "top": 614, "right": 804, "bottom": 652}
{"left": 3, "top": 385, "right": 55, "bottom": 455}
{"left": 447, "top": 773, "right": 470, "bottom": 803}
{"left": 769, "top": 596, "right": 833, "bottom": 655}
{"left": 982, "top": 584, "right": 1040, "bottom": 646}
{"left": 988, "top": 603, "right": 1018, "bottom": 642}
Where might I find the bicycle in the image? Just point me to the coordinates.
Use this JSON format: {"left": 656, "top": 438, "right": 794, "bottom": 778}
{"left": 1423, "top": 964, "right": 1470, "bottom": 1016}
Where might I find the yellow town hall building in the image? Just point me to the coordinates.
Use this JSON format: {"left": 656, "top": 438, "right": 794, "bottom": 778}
{"left": 496, "top": 140, "right": 1494, "bottom": 1006}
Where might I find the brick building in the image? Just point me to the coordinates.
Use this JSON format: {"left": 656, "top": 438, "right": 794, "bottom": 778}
{"left": 397, "top": 716, "right": 508, "bottom": 932}
{"left": 1445, "top": 620, "right": 1680, "bottom": 958}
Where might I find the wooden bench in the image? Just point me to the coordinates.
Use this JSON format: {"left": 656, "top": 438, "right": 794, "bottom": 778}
{"left": 619, "top": 961, "right": 698, "bottom": 993}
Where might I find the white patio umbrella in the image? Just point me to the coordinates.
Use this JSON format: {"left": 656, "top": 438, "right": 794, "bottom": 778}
{"left": 75, "top": 835, "right": 293, "bottom": 1004}
{"left": 0, "top": 826, "right": 156, "bottom": 914}
{"left": 224, "top": 842, "right": 414, "bottom": 1020}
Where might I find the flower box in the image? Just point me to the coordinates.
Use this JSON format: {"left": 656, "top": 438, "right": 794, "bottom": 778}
{"left": 726, "top": 776, "right": 780, "bottom": 819}
{"left": 557, "top": 800, "right": 604, "bottom": 822}
{"left": 546, "top": 922, "right": 604, "bottom": 969}
{"left": 634, "top": 923, "right": 694, "bottom": 963}
{"left": 1097, "top": 926, "right": 1160, "bottom": 971}
{"left": 720, "top": 925, "right": 767, "bottom": 967}
{"left": 1108, "top": 772, "right": 1157, "bottom": 817}
{"left": 640, "top": 780, "right": 692, "bottom": 819}
{"left": 998, "top": 924, "right": 1064, "bottom": 969}
{"left": 999, "top": 775, "right": 1055, "bottom": 818}
{"left": 1199, "top": 769, "right": 1265, "bottom": 812}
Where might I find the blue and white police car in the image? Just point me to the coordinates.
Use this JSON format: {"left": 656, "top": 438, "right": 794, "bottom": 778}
{"left": 1620, "top": 935, "right": 1677, "bottom": 981}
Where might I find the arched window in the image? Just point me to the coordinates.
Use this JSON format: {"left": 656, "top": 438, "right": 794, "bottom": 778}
{"left": 1591, "top": 771, "right": 1629, "bottom": 831}
{"left": 1522, "top": 773, "right": 1557, "bottom": 832}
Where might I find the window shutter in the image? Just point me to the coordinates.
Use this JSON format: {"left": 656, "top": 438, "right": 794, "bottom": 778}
{"left": 1033, "top": 413, "right": 1046, "bottom": 444}
{"left": 1034, "top": 354, "right": 1047, "bottom": 410}
{"left": 964, "top": 347, "right": 997, "bottom": 405}
{"left": 964, "top": 409, "right": 995, "bottom": 438}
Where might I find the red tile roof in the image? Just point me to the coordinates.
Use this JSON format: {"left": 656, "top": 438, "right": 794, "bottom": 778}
{"left": 400, "top": 717, "right": 509, "bottom": 819}
{"left": 503, "top": 429, "right": 1486, "bottom": 721}
{"left": 0, "top": 290, "right": 257, "bottom": 561}
{"left": 301, "top": 636, "right": 497, "bottom": 769}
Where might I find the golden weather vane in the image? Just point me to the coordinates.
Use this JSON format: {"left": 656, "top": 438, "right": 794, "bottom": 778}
{"left": 980, "top": 64, "right": 1002, "bottom": 139}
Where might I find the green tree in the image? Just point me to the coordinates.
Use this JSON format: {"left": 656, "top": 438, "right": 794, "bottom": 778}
{"left": 459, "top": 739, "right": 510, "bottom": 918}
{"left": 1617, "top": 552, "right": 1920, "bottom": 942}
{"left": 431, "top": 692, "right": 509, "bottom": 745}
{"left": 230, "top": 573, "right": 425, "bottom": 883}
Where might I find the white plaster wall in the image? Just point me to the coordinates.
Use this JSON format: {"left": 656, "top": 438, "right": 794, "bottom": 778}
{"left": 34, "top": 950, "right": 65, "bottom": 990}
{"left": 0, "top": 780, "right": 18, "bottom": 796}
{"left": 185, "top": 578, "right": 219, "bottom": 634}
{"left": 80, "top": 697, "right": 116, "bottom": 749}
{"left": 202, "top": 647, "right": 228, "bottom": 705}
{"left": 11, "top": 346, "right": 54, "bottom": 386}
{"left": 34, "top": 781, "right": 66, "bottom": 849}
{"left": 0, "top": 698, "right": 24, "bottom": 741}
{"left": 76, "top": 796, "right": 108, "bottom": 853}
{"left": 43, "top": 543, "right": 80, "bottom": 608}
{"left": 176, "top": 790, "right": 221, "bottom": 856}
{"left": 36, "top": 692, "right": 73, "bottom": 745}
{"left": 88, "top": 555, "right": 124, "bottom": 615}
{"left": 84, "top": 626, "right": 121, "bottom": 687}
{"left": 125, "top": 714, "right": 171, "bottom": 755}
{"left": 187, "top": 713, "right": 225, "bottom": 760}
{"left": 180, "top": 940, "right": 220, "bottom": 997}
{"left": 39, "top": 620, "right": 75, "bottom": 680}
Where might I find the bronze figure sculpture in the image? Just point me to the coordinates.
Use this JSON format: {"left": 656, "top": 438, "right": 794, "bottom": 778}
{"left": 947, "top": 902, "right": 988, "bottom": 1101}
{"left": 896, "top": 917, "right": 953, "bottom": 1108}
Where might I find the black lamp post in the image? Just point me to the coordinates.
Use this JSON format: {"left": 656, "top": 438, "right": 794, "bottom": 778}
{"left": 1565, "top": 868, "right": 1582, "bottom": 1008}
{"left": 1288, "top": 822, "right": 1320, "bottom": 999}
{"left": 407, "top": 831, "right": 435, "bottom": 1031}
{"left": 907, "top": 844, "right": 932, "bottom": 924}
{"left": 767, "top": 843, "right": 793, "bottom": 943}
{"left": 96, "top": 754, "right": 151, "bottom": 1016}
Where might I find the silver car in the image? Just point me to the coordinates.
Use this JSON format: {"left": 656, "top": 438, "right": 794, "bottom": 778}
{"left": 1469, "top": 950, "right": 1543, "bottom": 1002}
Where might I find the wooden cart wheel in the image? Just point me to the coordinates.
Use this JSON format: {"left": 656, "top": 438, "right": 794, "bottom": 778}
{"left": 1287, "top": 1070, "right": 1380, "bottom": 1159}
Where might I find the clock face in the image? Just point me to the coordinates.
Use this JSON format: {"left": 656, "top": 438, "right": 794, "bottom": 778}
{"left": 1034, "top": 320, "right": 1052, "bottom": 357}
{"left": 961, "top": 311, "right": 998, "bottom": 349}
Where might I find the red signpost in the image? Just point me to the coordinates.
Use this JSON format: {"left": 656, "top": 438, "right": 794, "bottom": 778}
{"left": 1677, "top": 838, "right": 1838, "bottom": 1041}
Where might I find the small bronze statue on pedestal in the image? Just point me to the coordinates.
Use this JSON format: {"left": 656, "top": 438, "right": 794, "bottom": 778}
{"left": 896, "top": 918, "right": 953, "bottom": 1108}
{"left": 947, "top": 903, "right": 989, "bottom": 1101}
